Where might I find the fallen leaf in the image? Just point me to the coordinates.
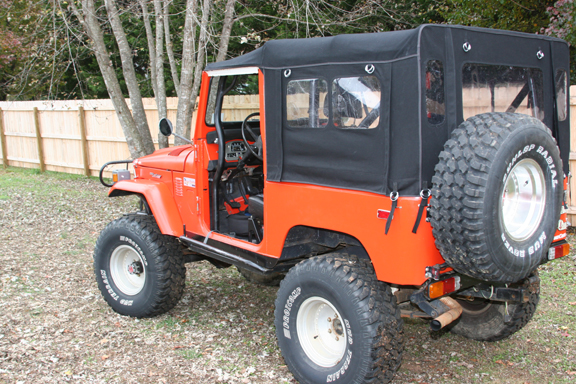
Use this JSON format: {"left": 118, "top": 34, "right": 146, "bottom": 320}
{"left": 567, "top": 371, "right": 576, "bottom": 375}
{"left": 101, "top": 355, "right": 109, "bottom": 360}
{"left": 569, "top": 302, "right": 576, "bottom": 306}
{"left": 64, "top": 370, "right": 72, "bottom": 376}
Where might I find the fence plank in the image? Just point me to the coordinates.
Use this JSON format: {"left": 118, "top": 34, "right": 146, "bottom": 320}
{"left": 0, "top": 108, "right": 7, "bottom": 168}
{"left": 33, "top": 107, "right": 45, "bottom": 172}
{"left": 78, "top": 107, "right": 90, "bottom": 176}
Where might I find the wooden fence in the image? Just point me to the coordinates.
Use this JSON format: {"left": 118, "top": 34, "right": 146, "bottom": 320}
{"left": 1, "top": 88, "right": 576, "bottom": 222}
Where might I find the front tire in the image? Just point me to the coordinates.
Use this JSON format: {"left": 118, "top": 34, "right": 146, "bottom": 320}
{"left": 94, "top": 214, "right": 186, "bottom": 318}
{"left": 274, "top": 253, "right": 403, "bottom": 384}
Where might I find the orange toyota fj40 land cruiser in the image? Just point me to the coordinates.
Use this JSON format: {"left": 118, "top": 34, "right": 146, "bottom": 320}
{"left": 96, "top": 24, "right": 571, "bottom": 383}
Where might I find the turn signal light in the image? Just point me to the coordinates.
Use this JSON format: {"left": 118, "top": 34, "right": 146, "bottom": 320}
{"left": 112, "top": 169, "right": 131, "bottom": 184}
{"left": 548, "top": 243, "right": 570, "bottom": 260}
{"left": 429, "top": 276, "right": 461, "bottom": 299}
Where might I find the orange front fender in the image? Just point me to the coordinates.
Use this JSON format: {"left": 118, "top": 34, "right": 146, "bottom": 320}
{"left": 109, "top": 179, "right": 183, "bottom": 237}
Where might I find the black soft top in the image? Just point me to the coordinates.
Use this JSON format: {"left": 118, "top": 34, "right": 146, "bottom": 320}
{"left": 206, "top": 24, "right": 570, "bottom": 197}
{"left": 205, "top": 25, "right": 565, "bottom": 71}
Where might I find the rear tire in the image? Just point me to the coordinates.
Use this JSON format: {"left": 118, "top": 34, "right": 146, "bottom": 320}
{"left": 430, "top": 113, "right": 563, "bottom": 283}
{"left": 449, "top": 273, "right": 540, "bottom": 341}
{"left": 274, "top": 253, "right": 403, "bottom": 384}
{"left": 94, "top": 214, "right": 186, "bottom": 318}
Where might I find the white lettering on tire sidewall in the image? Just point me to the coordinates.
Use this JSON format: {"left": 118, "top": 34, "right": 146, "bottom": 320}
{"left": 282, "top": 287, "right": 301, "bottom": 339}
{"left": 503, "top": 143, "right": 558, "bottom": 188}
{"left": 501, "top": 231, "right": 547, "bottom": 258}
{"left": 119, "top": 235, "right": 148, "bottom": 266}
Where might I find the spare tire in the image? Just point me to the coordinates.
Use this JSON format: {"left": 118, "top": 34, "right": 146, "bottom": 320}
{"left": 430, "top": 113, "right": 563, "bottom": 283}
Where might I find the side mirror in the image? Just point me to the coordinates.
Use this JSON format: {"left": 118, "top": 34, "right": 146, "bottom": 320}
{"left": 158, "top": 117, "right": 193, "bottom": 145}
{"left": 159, "top": 118, "right": 174, "bottom": 137}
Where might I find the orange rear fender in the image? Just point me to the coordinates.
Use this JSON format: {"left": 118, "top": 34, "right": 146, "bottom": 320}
{"left": 109, "top": 179, "right": 184, "bottom": 237}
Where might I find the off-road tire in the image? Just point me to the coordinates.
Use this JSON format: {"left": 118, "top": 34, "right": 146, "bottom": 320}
{"left": 430, "top": 113, "right": 563, "bottom": 283}
{"left": 237, "top": 267, "right": 285, "bottom": 286}
{"left": 274, "top": 253, "right": 403, "bottom": 384}
{"left": 94, "top": 214, "right": 186, "bottom": 318}
{"left": 449, "top": 273, "right": 540, "bottom": 341}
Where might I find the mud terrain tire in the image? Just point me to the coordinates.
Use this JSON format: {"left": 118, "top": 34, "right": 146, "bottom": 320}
{"left": 449, "top": 273, "right": 540, "bottom": 341}
{"left": 274, "top": 253, "right": 403, "bottom": 384}
{"left": 430, "top": 113, "right": 562, "bottom": 283}
{"left": 94, "top": 214, "right": 186, "bottom": 318}
{"left": 237, "top": 267, "right": 285, "bottom": 286}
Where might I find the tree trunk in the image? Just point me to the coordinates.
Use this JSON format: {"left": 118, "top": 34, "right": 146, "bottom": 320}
{"left": 105, "top": 0, "right": 155, "bottom": 155}
{"left": 139, "top": 0, "right": 158, "bottom": 98}
{"left": 216, "top": 0, "right": 236, "bottom": 62}
{"left": 70, "top": 0, "right": 148, "bottom": 159}
{"left": 154, "top": 0, "right": 169, "bottom": 148}
{"left": 164, "top": 1, "right": 180, "bottom": 96}
{"left": 186, "top": 0, "right": 212, "bottom": 141}
{"left": 174, "top": 0, "right": 198, "bottom": 145}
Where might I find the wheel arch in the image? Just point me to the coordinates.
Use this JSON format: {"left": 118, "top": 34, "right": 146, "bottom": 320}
{"left": 278, "top": 225, "right": 371, "bottom": 263}
{"left": 109, "top": 180, "right": 184, "bottom": 237}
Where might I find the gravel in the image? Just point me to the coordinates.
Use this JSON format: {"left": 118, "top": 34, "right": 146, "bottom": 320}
{"left": 1, "top": 168, "right": 575, "bottom": 383}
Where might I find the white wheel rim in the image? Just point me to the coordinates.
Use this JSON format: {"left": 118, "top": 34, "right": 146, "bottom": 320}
{"left": 109, "top": 245, "right": 146, "bottom": 296}
{"left": 296, "top": 296, "right": 347, "bottom": 367}
{"left": 501, "top": 158, "right": 546, "bottom": 241}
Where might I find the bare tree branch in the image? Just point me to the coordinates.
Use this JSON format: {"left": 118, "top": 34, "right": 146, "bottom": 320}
{"left": 154, "top": 0, "right": 168, "bottom": 148}
{"left": 163, "top": 0, "right": 180, "bottom": 96}
{"left": 174, "top": 0, "right": 198, "bottom": 144}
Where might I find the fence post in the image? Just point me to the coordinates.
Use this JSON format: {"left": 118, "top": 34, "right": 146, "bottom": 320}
{"left": 78, "top": 106, "right": 90, "bottom": 177}
{"left": 33, "top": 107, "right": 45, "bottom": 172}
{"left": 0, "top": 108, "right": 7, "bottom": 169}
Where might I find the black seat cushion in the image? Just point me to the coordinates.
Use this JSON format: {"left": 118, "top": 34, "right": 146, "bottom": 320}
{"left": 249, "top": 194, "right": 264, "bottom": 220}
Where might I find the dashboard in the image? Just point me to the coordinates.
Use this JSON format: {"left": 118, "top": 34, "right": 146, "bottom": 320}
{"left": 225, "top": 140, "right": 248, "bottom": 162}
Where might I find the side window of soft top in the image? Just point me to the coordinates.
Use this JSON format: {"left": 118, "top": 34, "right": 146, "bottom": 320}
{"left": 286, "top": 78, "right": 329, "bottom": 128}
{"left": 285, "top": 75, "right": 382, "bottom": 129}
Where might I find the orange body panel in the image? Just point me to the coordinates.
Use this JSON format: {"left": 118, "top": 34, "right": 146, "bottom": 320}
{"left": 135, "top": 146, "right": 193, "bottom": 171}
{"left": 263, "top": 182, "right": 444, "bottom": 285}
{"left": 109, "top": 179, "right": 184, "bottom": 237}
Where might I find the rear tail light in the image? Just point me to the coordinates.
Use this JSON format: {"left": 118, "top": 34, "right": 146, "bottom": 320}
{"left": 429, "top": 276, "right": 461, "bottom": 299}
{"left": 548, "top": 243, "right": 570, "bottom": 260}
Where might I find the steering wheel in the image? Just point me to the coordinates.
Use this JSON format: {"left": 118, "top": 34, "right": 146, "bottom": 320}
{"left": 241, "top": 112, "right": 263, "bottom": 161}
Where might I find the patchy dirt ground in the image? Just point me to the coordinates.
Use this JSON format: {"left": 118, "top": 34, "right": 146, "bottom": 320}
{"left": 0, "top": 167, "right": 575, "bottom": 384}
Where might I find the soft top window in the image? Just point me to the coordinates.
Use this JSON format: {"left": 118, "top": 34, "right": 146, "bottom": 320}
{"left": 462, "top": 64, "right": 544, "bottom": 121}
{"left": 555, "top": 69, "right": 568, "bottom": 122}
{"left": 286, "top": 79, "right": 329, "bottom": 128}
{"left": 332, "top": 76, "right": 380, "bottom": 129}
{"left": 285, "top": 75, "right": 382, "bottom": 129}
{"left": 426, "top": 60, "right": 445, "bottom": 125}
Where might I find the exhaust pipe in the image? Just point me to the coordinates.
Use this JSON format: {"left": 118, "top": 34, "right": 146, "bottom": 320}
{"left": 430, "top": 296, "right": 462, "bottom": 331}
